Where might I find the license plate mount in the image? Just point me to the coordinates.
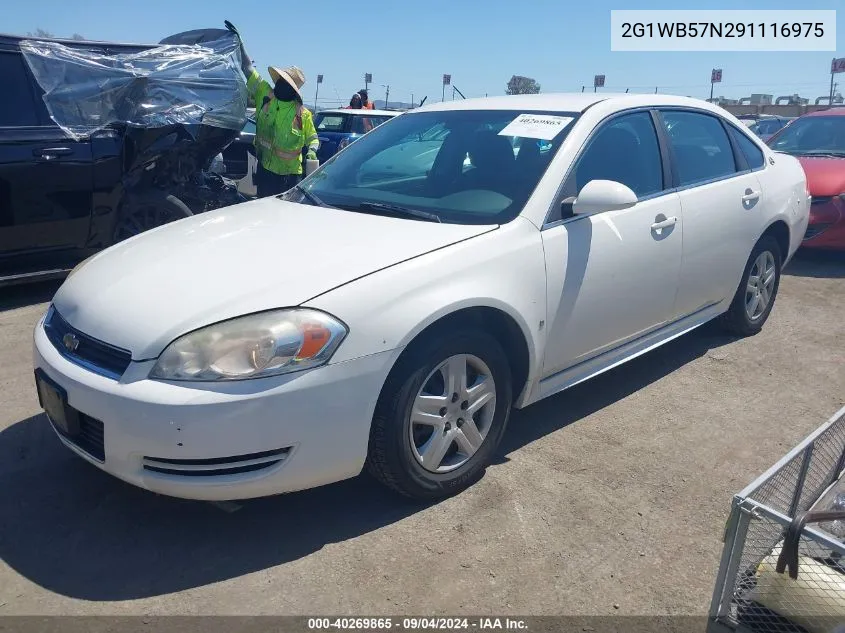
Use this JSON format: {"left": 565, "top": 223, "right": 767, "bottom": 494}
{"left": 34, "top": 369, "right": 80, "bottom": 436}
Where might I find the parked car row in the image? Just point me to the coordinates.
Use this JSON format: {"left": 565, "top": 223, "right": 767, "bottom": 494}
{"left": 766, "top": 107, "right": 845, "bottom": 250}
{"left": 33, "top": 93, "right": 810, "bottom": 501}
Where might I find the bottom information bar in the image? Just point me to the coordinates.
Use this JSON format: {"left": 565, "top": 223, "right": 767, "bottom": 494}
{"left": 0, "top": 616, "right": 724, "bottom": 633}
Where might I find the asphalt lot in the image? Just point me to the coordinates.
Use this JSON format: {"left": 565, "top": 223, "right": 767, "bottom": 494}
{"left": 0, "top": 250, "right": 843, "bottom": 616}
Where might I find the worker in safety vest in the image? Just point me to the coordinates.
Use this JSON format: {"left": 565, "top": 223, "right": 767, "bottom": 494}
{"left": 228, "top": 23, "right": 319, "bottom": 197}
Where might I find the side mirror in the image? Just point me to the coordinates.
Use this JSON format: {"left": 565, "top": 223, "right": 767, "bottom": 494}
{"left": 571, "top": 180, "right": 638, "bottom": 216}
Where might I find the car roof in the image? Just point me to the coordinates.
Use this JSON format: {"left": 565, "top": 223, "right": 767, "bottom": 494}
{"left": 318, "top": 109, "right": 399, "bottom": 117}
{"left": 413, "top": 92, "right": 731, "bottom": 115}
{"left": 0, "top": 32, "right": 154, "bottom": 53}
{"left": 803, "top": 107, "right": 845, "bottom": 117}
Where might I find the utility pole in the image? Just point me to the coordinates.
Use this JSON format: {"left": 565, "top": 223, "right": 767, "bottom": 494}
{"left": 411, "top": 92, "right": 414, "bottom": 108}
{"left": 384, "top": 85, "right": 390, "bottom": 109}
{"left": 830, "top": 58, "right": 836, "bottom": 106}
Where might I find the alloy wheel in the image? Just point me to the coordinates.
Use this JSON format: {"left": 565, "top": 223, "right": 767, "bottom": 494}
{"left": 114, "top": 203, "right": 181, "bottom": 243}
{"left": 745, "top": 250, "right": 777, "bottom": 321}
{"left": 409, "top": 354, "right": 497, "bottom": 473}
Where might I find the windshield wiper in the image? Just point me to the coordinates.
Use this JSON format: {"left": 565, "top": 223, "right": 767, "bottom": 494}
{"left": 353, "top": 202, "right": 442, "bottom": 223}
{"left": 294, "top": 184, "right": 332, "bottom": 208}
{"left": 788, "top": 151, "right": 845, "bottom": 158}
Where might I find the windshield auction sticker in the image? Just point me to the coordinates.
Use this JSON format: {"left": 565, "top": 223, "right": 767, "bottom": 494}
{"left": 499, "top": 114, "right": 574, "bottom": 140}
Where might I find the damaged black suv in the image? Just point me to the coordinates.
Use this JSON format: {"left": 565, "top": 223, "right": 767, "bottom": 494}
{"left": 0, "top": 29, "right": 248, "bottom": 286}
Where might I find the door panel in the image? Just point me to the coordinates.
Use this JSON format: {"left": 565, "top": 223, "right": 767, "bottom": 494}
{"left": 671, "top": 173, "right": 763, "bottom": 315}
{"left": 541, "top": 194, "right": 684, "bottom": 376}
{"left": 0, "top": 128, "right": 94, "bottom": 256}
{"left": 658, "top": 110, "right": 762, "bottom": 315}
{"left": 541, "top": 110, "right": 683, "bottom": 377}
{"left": 0, "top": 51, "right": 93, "bottom": 260}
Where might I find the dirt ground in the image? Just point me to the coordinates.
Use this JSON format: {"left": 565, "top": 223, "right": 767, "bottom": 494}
{"left": 0, "top": 251, "right": 843, "bottom": 616}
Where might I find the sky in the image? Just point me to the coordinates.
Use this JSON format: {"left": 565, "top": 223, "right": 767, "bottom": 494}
{"left": 3, "top": 0, "right": 843, "bottom": 108}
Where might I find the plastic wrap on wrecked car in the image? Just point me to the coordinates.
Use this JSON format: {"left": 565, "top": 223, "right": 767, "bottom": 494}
{"left": 20, "top": 34, "right": 247, "bottom": 140}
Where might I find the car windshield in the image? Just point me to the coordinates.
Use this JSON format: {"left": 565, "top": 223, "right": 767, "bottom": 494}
{"left": 296, "top": 109, "right": 576, "bottom": 224}
{"left": 767, "top": 115, "right": 845, "bottom": 156}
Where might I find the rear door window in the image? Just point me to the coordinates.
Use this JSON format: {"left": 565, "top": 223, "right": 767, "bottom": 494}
{"left": 0, "top": 52, "right": 41, "bottom": 127}
{"left": 729, "top": 126, "right": 765, "bottom": 170}
{"left": 661, "top": 111, "right": 737, "bottom": 186}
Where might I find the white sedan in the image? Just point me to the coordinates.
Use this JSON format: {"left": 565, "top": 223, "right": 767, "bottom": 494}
{"left": 33, "top": 93, "right": 810, "bottom": 501}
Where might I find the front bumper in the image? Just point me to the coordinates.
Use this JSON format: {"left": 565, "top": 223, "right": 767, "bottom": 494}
{"left": 803, "top": 197, "right": 845, "bottom": 250}
{"left": 33, "top": 317, "right": 396, "bottom": 500}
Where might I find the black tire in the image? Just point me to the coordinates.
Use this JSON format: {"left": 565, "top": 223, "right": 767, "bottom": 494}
{"left": 113, "top": 192, "right": 192, "bottom": 244}
{"left": 721, "top": 235, "right": 782, "bottom": 336}
{"left": 366, "top": 330, "right": 513, "bottom": 500}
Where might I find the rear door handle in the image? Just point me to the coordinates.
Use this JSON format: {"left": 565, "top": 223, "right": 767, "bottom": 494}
{"left": 34, "top": 147, "right": 73, "bottom": 159}
{"left": 651, "top": 216, "right": 678, "bottom": 231}
{"left": 742, "top": 188, "right": 760, "bottom": 203}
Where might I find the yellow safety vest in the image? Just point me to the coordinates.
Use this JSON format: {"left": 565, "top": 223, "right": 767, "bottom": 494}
{"left": 247, "top": 70, "right": 319, "bottom": 176}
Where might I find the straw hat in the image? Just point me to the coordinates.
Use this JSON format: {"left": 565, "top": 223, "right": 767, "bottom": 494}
{"left": 268, "top": 66, "right": 306, "bottom": 98}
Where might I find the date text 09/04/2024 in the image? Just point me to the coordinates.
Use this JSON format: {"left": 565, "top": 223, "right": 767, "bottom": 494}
{"left": 307, "top": 618, "right": 528, "bottom": 630}
{"left": 621, "top": 22, "right": 825, "bottom": 38}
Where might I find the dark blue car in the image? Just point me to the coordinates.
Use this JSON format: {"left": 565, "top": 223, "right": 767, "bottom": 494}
{"left": 314, "top": 109, "right": 398, "bottom": 163}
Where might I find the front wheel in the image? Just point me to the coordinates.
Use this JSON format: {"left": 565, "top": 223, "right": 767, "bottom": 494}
{"left": 721, "top": 235, "right": 782, "bottom": 336}
{"left": 113, "top": 192, "right": 192, "bottom": 244}
{"left": 366, "top": 330, "right": 512, "bottom": 500}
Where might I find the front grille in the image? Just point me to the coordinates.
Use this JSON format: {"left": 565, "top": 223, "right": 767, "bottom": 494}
{"left": 142, "top": 448, "right": 291, "bottom": 477}
{"left": 54, "top": 413, "right": 105, "bottom": 462}
{"left": 44, "top": 307, "right": 132, "bottom": 379}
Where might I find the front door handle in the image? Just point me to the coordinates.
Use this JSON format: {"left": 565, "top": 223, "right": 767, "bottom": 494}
{"left": 742, "top": 188, "right": 760, "bottom": 204}
{"left": 34, "top": 147, "right": 73, "bottom": 160}
{"left": 651, "top": 216, "right": 678, "bottom": 231}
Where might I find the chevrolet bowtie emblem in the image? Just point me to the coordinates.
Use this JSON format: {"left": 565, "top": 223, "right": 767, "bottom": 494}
{"left": 62, "top": 332, "right": 80, "bottom": 352}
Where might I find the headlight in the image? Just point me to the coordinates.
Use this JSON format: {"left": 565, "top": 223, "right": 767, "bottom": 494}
{"left": 149, "top": 309, "right": 347, "bottom": 382}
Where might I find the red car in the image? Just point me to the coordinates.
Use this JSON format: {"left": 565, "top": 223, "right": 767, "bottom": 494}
{"left": 767, "top": 107, "right": 845, "bottom": 249}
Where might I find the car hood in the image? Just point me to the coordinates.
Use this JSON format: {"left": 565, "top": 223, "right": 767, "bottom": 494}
{"left": 53, "top": 198, "right": 496, "bottom": 360}
{"left": 796, "top": 156, "right": 845, "bottom": 197}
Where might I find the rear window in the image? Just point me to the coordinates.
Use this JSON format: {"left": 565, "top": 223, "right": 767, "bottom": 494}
{"left": 0, "top": 52, "right": 41, "bottom": 127}
{"left": 315, "top": 114, "right": 347, "bottom": 132}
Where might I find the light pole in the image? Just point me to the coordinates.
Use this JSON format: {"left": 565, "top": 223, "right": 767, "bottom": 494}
{"left": 382, "top": 85, "right": 390, "bottom": 109}
{"left": 830, "top": 59, "right": 836, "bottom": 106}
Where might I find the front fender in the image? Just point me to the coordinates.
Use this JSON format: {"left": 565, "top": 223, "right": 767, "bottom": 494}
{"left": 305, "top": 218, "right": 547, "bottom": 407}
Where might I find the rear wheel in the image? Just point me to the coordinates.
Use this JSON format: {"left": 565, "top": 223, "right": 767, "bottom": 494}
{"left": 366, "top": 330, "right": 512, "bottom": 499}
{"left": 721, "top": 235, "right": 782, "bottom": 336}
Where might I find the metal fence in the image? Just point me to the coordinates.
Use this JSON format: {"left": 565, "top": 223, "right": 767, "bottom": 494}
{"left": 709, "top": 404, "right": 845, "bottom": 633}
